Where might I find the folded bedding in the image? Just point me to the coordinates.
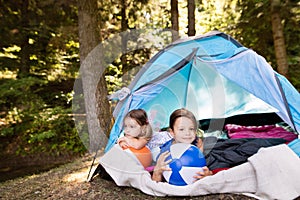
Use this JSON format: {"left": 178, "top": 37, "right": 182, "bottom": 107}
{"left": 225, "top": 124, "right": 297, "bottom": 142}
{"left": 204, "top": 137, "right": 287, "bottom": 170}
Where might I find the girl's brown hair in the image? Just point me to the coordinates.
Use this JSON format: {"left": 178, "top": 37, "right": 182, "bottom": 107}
{"left": 169, "top": 108, "right": 198, "bottom": 131}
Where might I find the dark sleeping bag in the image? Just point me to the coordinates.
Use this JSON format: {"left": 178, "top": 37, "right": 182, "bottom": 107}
{"left": 203, "top": 137, "right": 287, "bottom": 170}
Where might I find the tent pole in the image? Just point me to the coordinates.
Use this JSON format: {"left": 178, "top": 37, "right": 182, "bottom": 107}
{"left": 86, "top": 150, "right": 98, "bottom": 182}
{"left": 87, "top": 107, "right": 114, "bottom": 182}
{"left": 274, "top": 74, "right": 298, "bottom": 133}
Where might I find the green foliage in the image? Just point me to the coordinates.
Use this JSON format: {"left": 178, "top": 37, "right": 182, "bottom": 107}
{"left": 0, "top": 126, "right": 14, "bottom": 137}
{"left": 0, "top": 76, "right": 86, "bottom": 155}
{"left": 0, "top": 0, "right": 79, "bottom": 78}
{"left": 197, "top": 0, "right": 240, "bottom": 34}
{"left": 0, "top": 77, "right": 45, "bottom": 110}
{"left": 0, "top": 0, "right": 83, "bottom": 157}
{"left": 1, "top": 105, "right": 86, "bottom": 156}
{"left": 24, "top": 107, "right": 86, "bottom": 154}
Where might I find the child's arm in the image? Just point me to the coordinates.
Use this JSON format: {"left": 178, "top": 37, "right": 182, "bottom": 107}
{"left": 128, "top": 137, "right": 149, "bottom": 149}
{"left": 196, "top": 137, "right": 204, "bottom": 152}
{"left": 118, "top": 136, "right": 149, "bottom": 150}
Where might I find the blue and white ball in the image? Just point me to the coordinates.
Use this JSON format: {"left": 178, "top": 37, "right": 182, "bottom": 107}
{"left": 163, "top": 143, "right": 206, "bottom": 186}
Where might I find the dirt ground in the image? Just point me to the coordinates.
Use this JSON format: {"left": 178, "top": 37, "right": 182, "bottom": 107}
{"left": 0, "top": 155, "right": 261, "bottom": 200}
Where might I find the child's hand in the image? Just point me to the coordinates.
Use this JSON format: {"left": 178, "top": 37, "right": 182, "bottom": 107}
{"left": 155, "top": 151, "right": 172, "bottom": 172}
{"left": 193, "top": 166, "right": 213, "bottom": 181}
{"left": 152, "top": 151, "right": 172, "bottom": 182}
{"left": 117, "top": 137, "right": 129, "bottom": 149}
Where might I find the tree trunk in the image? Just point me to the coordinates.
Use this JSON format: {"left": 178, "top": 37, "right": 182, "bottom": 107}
{"left": 18, "top": 0, "right": 31, "bottom": 78}
{"left": 187, "top": 0, "right": 195, "bottom": 36}
{"left": 78, "top": 0, "right": 111, "bottom": 152}
{"left": 270, "top": 0, "right": 289, "bottom": 77}
{"left": 171, "top": 0, "right": 179, "bottom": 41}
{"left": 78, "top": 0, "right": 100, "bottom": 60}
{"left": 120, "top": 0, "right": 129, "bottom": 86}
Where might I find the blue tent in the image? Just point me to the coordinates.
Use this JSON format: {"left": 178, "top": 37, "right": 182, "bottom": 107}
{"left": 105, "top": 31, "right": 300, "bottom": 152}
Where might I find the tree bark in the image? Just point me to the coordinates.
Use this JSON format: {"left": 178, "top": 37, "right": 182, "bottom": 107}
{"left": 171, "top": 0, "right": 179, "bottom": 41}
{"left": 78, "top": 0, "right": 99, "bottom": 61}
{"left": 18, "top": 0, "right": 31, "bottom": 78}
{"left": 270, "top": 0, "right": 288, "bottom": 77}
{"left": 187, "top": 0, "right": 195, "bottom": 36}
{"left": 120, "top": 0, "right": 129, "bottom": 86}
{"left": 78, "top": 0, "right": 111, "bottom": 152}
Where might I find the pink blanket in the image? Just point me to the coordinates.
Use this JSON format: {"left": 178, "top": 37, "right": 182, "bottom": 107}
{"left": 225, "top": 124, "right": 297, "bottom": 142}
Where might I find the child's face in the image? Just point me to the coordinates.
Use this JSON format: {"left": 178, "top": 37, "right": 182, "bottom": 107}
{"left": 170, "top": 116, "right": 196, "bottom": 144}
{"left": 124, "top": 117, "right": 141, "bottom": 138}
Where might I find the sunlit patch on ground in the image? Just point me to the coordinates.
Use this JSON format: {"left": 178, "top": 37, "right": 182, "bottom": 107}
{"left": 62, "top": 165, "right": 90, "bottom": 183}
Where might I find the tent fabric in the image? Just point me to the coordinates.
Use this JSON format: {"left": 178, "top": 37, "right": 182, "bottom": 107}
{"left": 99, "top": 144, "right": 300, "bottom": 199}
{"left": 209, "top": 50, "right": 300, "bottom": 133}
{"left": 105, "top": 31, "right": 299, "bottom": 152}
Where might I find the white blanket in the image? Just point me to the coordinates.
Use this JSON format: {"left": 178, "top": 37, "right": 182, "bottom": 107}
{"left": 99, "top": 144, "right": 300, "bottom": 200}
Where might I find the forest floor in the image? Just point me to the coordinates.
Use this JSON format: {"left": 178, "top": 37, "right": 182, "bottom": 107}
{"left": 0, "top": 154, "right": 260, "bottom": 200}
